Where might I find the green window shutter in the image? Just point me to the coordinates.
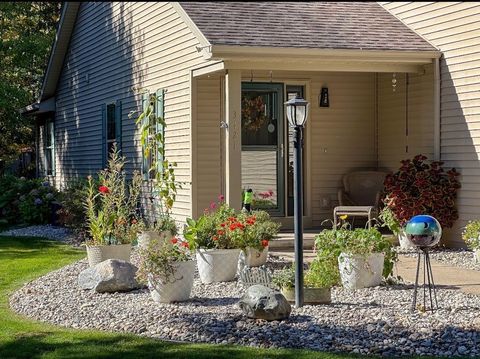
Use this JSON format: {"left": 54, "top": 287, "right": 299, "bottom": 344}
{"left": 115, "top": 99, "right": 122, "bottom": 152}
{"left": 155, "top": 89, "right": 165, "bottom": 174}
{"left": 101, "top": 104, "right": 107, "bottom": 166}
{"left": 141, "top": 92, "right": 149, "bottom": 180}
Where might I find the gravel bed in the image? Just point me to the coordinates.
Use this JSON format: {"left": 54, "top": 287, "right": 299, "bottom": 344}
{"left": 0, "top": 225, "right": 77, "bottom": 244}
{"left": 399, "top": 248, "right": 480, "bottom": 271}
{"left": 10, "top": 255, "right": 480, "bottom": 357}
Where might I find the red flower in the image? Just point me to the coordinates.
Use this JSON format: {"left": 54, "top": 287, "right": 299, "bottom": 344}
{"left": 217, "top": 230, "right": 225, "bottom": 236}
{"left": 171, "top": 238, "right": 178, "bottom": 244}
{"left": 229, "top": 224, "right": 237, "bottom": 231}
{"left": 213, "top": 236, "right": 218, "bottom": 241}
{"left": 220, "top": 223, "right": 226, "bottom": 227}
{"left": 99, "top": 185, "right": 109, "bottom": 194}
{"left": 261, "top": 240, "right": 269, "bottom": 248}
{"left": 181, "top": 241, "right": 190, "bottom": 248}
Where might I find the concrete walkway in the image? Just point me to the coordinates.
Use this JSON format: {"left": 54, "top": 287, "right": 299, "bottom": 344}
{"left": 270, "top": 250, "right": 480, "bottom": 295}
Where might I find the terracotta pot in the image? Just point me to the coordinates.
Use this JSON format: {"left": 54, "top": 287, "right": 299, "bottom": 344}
{"left": 338, "top": 252, "right": 384, "bottom": 290}
{"left": 196, "top": 248, "right": 240, "bottom": 283}
{"left": 148, "top": 260, "right": 195, "bottom": 303}
{"left": 86, "top": 244, "right": 132, "bottom": 267}
{"left": 281, "top": 286, "right": 331, "bottom": 304}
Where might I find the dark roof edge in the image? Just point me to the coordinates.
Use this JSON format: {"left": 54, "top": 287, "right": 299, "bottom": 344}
{"left": 39, "top": 2, "right": 80, "bottom": 102}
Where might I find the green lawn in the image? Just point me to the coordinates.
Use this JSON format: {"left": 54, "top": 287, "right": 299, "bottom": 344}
{"left": 0, "top": 236, "right": 354, "bottom": 359}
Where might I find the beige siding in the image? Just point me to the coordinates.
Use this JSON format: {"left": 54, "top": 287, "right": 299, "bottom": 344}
{"left": 378, "top": 65, "right": 434, "bottom": 170}
{"left": 195, "top": 76, "right": 223, "bottom": 215}
{"left": 54, "top": 2, "right": 210, "bottom": 223}
{"left": 382, "top": 1, "right": 480, "bottom": 246}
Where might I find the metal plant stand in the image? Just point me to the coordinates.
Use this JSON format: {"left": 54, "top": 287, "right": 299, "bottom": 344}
{"left": 411, "top": 247, "right": 438, "bottom": 313}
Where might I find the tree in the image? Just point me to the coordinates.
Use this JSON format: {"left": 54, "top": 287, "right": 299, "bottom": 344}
{"left": 0, "top": 2, "right": 61, "bottom": 163}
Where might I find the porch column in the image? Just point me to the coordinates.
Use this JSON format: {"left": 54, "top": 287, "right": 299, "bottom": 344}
{"left": 225, "top": 69, "right": 242, "bottom": 210}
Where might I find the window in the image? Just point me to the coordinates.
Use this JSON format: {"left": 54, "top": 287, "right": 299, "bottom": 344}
{"left": 102, "top": 100, "right": 122, "bottom": 164}
{"left": 43, "top": 118, "right": 55, "bottom": 176}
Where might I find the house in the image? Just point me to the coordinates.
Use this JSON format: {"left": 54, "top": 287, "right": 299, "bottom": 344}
{"left": 26, "top": 2, "right": 480, "bottom": 246}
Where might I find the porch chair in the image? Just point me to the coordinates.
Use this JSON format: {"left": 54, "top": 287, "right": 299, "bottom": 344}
{"left": 334, "top": 170, "right": 389, "bottom": 229}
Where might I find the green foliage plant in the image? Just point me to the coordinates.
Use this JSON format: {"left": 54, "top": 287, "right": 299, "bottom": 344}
{"left": 184, "top": 197, "right": 235, "bottom": 250}
{"left": 462, "top": 220, "right": 480, "bottom": 250}
{"left": 136, "top": 236, "right": 192, "bottom": 285}
{"left": 315, "top": 222, "right": 397, "bottom": 279}
{"left": 273, "top": 259, "right": 338, "bottom": 290}
{"left": 84, "top": 145, "right": 143, "bottom": 245}
{"left": 133, "top": 92, "right": 178, "bottom": 215}
{"left": 378, "top": 207, "right": 401, "bottom": 236}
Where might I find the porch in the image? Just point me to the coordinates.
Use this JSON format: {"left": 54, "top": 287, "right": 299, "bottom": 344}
{"left": 190, "top": 49, "right": 441, "bottom": 234}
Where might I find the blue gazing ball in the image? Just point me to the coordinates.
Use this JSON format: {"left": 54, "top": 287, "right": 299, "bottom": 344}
{"left": 405, "top": 215, "right": 442, "bottom": 248}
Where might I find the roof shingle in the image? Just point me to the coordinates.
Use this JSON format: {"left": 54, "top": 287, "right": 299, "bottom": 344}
{"left": 180, "top": 2, "right": 436, "bottom": 52}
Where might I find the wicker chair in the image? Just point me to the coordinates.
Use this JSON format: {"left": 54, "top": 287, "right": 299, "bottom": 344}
{"left": 334, "top": 170, "right": 389, "bottom": 228}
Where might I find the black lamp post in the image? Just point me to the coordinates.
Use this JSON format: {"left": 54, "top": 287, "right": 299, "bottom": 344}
{"left": 285, "top": 95, "right": 309, "bottom": 308}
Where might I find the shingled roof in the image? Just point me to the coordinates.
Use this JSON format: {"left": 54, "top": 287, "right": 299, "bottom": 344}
{"left": 179, "top": 2, "right": 436, "bottom": 52}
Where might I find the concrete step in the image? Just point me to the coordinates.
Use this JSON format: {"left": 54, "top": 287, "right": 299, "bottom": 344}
{"left": 269, "top": 232, "right": 317, "bottom": 250}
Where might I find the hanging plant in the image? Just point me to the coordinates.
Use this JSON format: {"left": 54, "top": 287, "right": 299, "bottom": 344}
{"left": 241, "top": 95, "right": 268, "bottom": 132}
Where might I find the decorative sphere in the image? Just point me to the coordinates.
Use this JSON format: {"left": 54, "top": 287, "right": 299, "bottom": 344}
{"left": 405, "top": 215, "right": 442, "bottom": 248}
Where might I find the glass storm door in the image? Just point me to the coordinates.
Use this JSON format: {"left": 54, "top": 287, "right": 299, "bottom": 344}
{"left": 241, "top": 82, "right": 284, "bottom": 216}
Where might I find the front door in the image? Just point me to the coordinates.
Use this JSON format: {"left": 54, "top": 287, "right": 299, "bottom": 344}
{"left": 241, "top": 82, "right": 284, "bottom": 216}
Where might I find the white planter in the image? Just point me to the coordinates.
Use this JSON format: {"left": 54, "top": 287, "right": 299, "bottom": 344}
{"left": 196, "top": 248, "right": 240, "bottom": 283}
{"left": 148, "top": 260, "right": 195, "bottom": 303}
{"left": 242, "top": 247, "right": 268, "bottom": 267}
{"left": 338, "top": 252, "right": 385, "bottom": 290}
{"left": 137, "top": 230, "right": 173, "bottom": 249}
{"left": 474, "top": 249, "right": 480, "bottom": 264}
{"left": 282, "top": 287, "right": 331, "bottom": 305}
{"left": 398, "top": 230, "right": 415, "bottom": 250}
{"left": 86, "top": 244, "right": 132, "bottom": 267}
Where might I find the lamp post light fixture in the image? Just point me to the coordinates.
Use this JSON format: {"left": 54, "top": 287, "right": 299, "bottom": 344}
{"left": 285, "top": 95, "right": 309, "bottom": 308}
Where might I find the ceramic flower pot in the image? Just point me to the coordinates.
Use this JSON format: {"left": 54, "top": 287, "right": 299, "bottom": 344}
{"left": 148, "top": 260, "right": 195, "bottom": 303}
{"left": 242, "top": 247, "right": 268, "bottom": 267}
{"left": 474, "top": 249, "right": 480, "bottom": 264}
{"left": 398, "top": 230, "right": 415, "bottom": 250}
{"left": 86, "top": 244, "right": 132, "bottom": 267}
{"left": 338, "top": 252, "right": 385, "bottom": 290}
{"left": 196, "top": 248, "right": 240, "bottom": 283}
{"left": 137, "top": 230, "right": 173, "bottom": 249}
{"left": 281, "top": 286, "right": 331, "bottom": 305}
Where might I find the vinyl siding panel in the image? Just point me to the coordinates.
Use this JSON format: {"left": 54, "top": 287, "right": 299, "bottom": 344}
{"left": 52, "top": 2, "right": 210, "bottom": 223}
{"left": 382, "top": 1, "right": 480, "bottom": 246}
{"left": 195, "top": 77, "right": 223, "bottom": 215}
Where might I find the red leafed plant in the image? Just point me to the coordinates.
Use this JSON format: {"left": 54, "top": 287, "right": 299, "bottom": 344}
{"left": 383, "top": 154, "right": 461, "bottom": 228}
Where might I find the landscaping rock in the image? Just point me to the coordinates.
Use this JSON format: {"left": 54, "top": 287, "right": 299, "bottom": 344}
{"left": 238, "top": 285, "right": 291, "bottom": 321}
{"left": 78, "top": 259, "right": 140, "bottom": 293}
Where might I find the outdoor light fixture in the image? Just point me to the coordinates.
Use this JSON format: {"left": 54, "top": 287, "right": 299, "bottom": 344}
{"left": 285, "top": 95, "right": 309, "bottom": 127}
{"left": 285, "top": 95, "right": 309, "bottom": 308}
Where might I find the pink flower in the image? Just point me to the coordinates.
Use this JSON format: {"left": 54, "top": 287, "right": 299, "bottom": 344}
{"left": 218, "top": 194, "right": 225, "bottom": 202}
{"left": 210, "top": 201, "right": 216, "bottom": 210}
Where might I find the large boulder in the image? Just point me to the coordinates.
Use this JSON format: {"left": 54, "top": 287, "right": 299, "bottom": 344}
{"left": 78, "top": 259, "right": 141, "bottom": 293}
{"left": 238, "top": 284, "right": 291, "bottom": 321}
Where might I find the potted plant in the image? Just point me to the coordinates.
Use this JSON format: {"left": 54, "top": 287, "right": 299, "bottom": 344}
{"left": 237, "top": 210, "right": 281, "bottom": 267}
{"left": 383, "top": 154, "right": 461, "bottom": 248}
{"left": 462, "top": 220, "right": 480, "bottom": 263}
{"left": 84, "top": 145, "right": 143, "bottom": 267}
{"left": 136, "top": 236, "right": 194, "bottom": 303}
{"left": 133, "top": 91, "right": 180, "bottom": 249}
{"left": 272, "top": 259, "right": 337, "bottom": 304}
{"left": 315, "top": 225, "right": 397, "bottom": 290}
{"left": 184, "top": 196, "right": 241, "bottom": 283}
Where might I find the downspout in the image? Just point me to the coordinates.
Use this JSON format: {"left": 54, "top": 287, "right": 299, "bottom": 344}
{"left": 433, "top": 57, "right": 441, "bottom": 161}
